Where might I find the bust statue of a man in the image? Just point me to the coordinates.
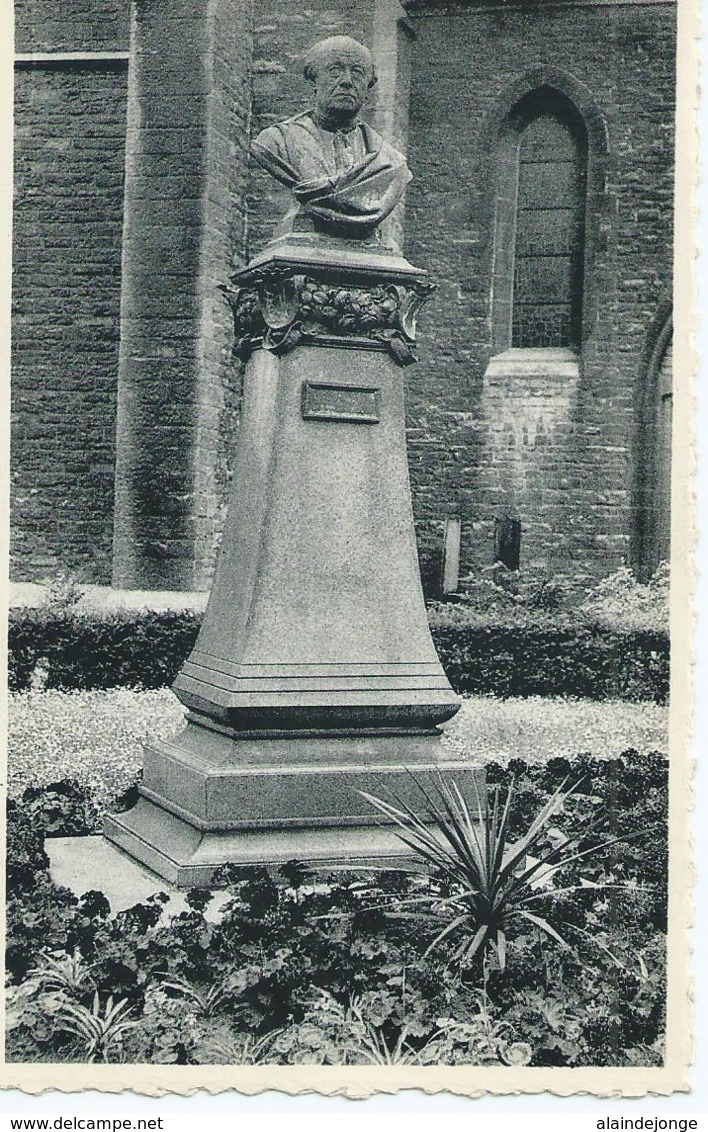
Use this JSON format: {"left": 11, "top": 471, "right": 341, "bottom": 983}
{"left": 250, "top": 36, "right": 411, "bottom": 240}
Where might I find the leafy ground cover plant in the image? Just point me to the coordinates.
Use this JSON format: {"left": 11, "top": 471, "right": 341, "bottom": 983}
{"left": 6, "top": 753, "right": 667, "bottom": 1067}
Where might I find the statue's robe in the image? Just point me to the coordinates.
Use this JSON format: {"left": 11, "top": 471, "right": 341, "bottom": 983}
{"left": 250, "top": 111, "right": 411, "bottom": 235}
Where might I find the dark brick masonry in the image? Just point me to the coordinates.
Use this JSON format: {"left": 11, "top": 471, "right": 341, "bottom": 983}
{"left": 14, "top": 0, "right": 128, "bottom": 53}
{"left": 12, "top": 62, "right": 128, "bottom": 582}
{"left": 401, "top": 3, "right": 675, "bottom": 589}
{"left": 11, "top": 0, "right": 676, "bottom": 591}
{"left": 12, "top": 0, "right": 129, "bottom": 582}
{"left": 110, "top": 0, "right": 253, "bottom": 590}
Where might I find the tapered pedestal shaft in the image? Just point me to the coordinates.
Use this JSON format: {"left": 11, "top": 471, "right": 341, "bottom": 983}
{"left": 105, "top": 238, "right": 473, "bottom": 885}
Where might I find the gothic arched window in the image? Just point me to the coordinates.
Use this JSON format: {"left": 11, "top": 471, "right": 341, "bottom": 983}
{"left": 492, "top": 87, "right": 589, "bottom": 353}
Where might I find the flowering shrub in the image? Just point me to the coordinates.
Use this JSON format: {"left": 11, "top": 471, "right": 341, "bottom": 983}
{"left": 439, "top": 568, "right": 575, "bottom": 623}
{"left": 440, "top": 563, "right": 670, "bottom": 635}
{"left": 578, "top": 564, "right": 670, "bottom": 633}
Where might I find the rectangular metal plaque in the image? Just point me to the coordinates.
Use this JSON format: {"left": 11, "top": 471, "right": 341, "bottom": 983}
{"left": 301, "top": 381, "right": 381, "bottom": 424}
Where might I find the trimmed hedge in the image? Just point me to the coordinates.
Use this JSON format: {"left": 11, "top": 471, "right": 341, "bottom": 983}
{"left": 433, "top": 624, "right": 668, "bottom": 702}
{"left": 9, "top": 608, "right": 201, "bottom": 693}
{"left": 8, "top": 605, "right": 669, "bottom": 702}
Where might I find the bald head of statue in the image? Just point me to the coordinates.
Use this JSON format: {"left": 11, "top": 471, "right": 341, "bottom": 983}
{"left": 302, "top": 36, "right": 377, "bottom": 129}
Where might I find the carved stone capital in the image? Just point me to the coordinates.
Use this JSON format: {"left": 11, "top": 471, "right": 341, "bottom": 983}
{"left": 220, "top": 269, "right": 436, "bottom": 366}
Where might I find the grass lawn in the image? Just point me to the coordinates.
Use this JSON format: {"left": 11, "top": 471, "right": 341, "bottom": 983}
{"left": 8, "top": 688, "right": 668, "bottom": 807}
{"left": 443, "top": 694, "right": 668, "bottom": 765}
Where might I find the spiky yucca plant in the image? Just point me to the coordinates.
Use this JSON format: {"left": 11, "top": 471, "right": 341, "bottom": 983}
{"left": 28, "top": 951, "right": 95, "bottom": 998}
{"left": 361, "top": 773, "right": 651, "bottom": 970}
{"left": 53, "top": 993, "right": 138, "bottom": 1062}
{"left": 157, "top": 972, "right": 244, "bottom": 1019}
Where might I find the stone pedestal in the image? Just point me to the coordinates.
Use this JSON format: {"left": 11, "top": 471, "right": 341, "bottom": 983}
{"left": 105, "top": 236, "right": 473, "bottom": 884}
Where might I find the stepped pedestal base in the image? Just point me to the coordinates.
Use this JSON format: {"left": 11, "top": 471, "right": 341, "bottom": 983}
{"left": 104, "top": 721, "right": 482, "bottom": 886}
{"left": 105, "top": 803, "right": 437, "bottom": 887}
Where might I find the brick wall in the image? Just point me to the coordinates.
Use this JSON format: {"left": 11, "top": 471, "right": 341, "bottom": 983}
{"left": 402, "top": 1, "right": 676, "bottom": 590}
{"left": 12, "top": 0, "right": 129, "bottom": 582}
{"left": 111, "top": 0, "right": 254, "bottom": 590}
{"left": 12, "top": 60, "right": 128, "bottom": 582}
{"left": 15, "top": 0, "right": 128, "bottom": 53}
{"left": 11, "top": 0, "right": 676, "bottom": 591}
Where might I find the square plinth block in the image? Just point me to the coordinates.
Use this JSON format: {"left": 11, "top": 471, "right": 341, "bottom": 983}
{"left": 104, "top": 728, "right": 485, "bottom": 886}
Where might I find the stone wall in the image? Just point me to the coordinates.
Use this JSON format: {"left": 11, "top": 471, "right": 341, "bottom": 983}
{"left": 401, "top": 1, "right": 676, "bottom": 589}
{"left": 12, "top": 0, "right": 130, "bottom": 580}
{"left": 11, "top": 0, "right": 676, "bottom": 591}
